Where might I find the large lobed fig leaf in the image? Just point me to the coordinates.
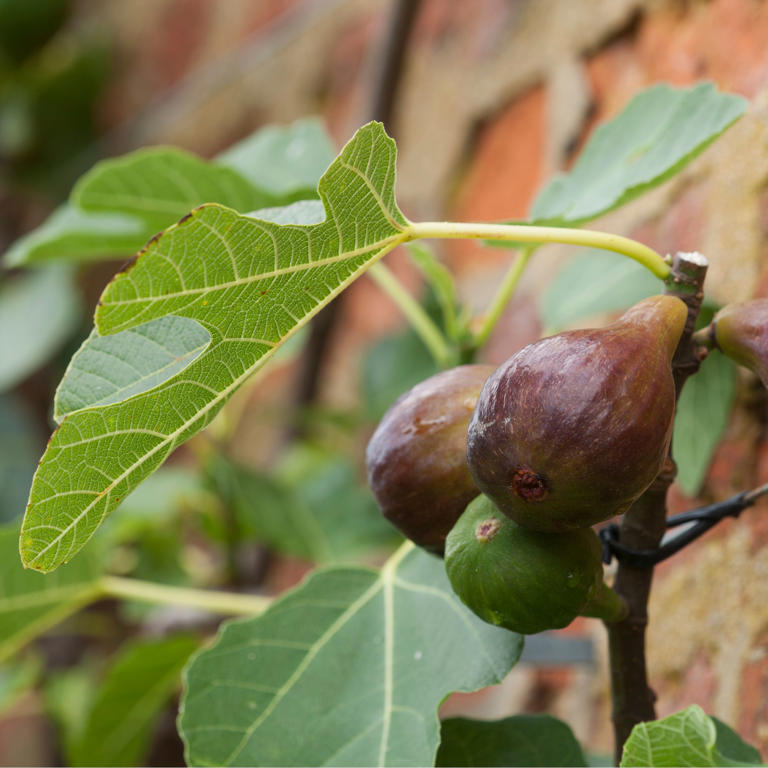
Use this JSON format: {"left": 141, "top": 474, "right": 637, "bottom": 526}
{"left": 179, "top": 544, "right": 522, "bottom": 767}
{"left": 20, "top": 121, "right": 410, "bottom": 572}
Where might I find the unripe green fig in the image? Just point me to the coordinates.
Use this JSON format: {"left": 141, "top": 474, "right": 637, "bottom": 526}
{"left": 445, "top": 495, "right": 626, "bottom": 634}
{"left": 466, "top": 295, "right": 687, "bottom": 532}
{"left": 712, "top": 299, "right": 768, "bottom": 385}
{"left": 366, "top": 364, "right": 495, "bottom": 554}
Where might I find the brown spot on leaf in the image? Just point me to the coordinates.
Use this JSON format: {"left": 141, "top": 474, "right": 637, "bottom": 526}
{"left": 115, "top": 254, "right": 139, "bottom": 276}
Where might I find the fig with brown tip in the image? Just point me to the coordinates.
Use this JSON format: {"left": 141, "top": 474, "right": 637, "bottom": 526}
{"left": 466, "top": 295, "right": 687, "bottom": 532}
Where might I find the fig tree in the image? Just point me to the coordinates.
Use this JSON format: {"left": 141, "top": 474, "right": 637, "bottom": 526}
{"left": 366, "top": 364, "right": 494, "bottom": 554}
{"left": 466, "top": 295, "right": 687, "bottom": 531}
{"left": 711, "top": 298, "right": 768, "bottom": 385}
{"left": 445, "top": 495, "right": 626, "bottom": 634}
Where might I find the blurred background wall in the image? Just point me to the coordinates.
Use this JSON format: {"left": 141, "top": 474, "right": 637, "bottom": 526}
{"left": 5, "top": 0, "right": 768, "bottom": 760}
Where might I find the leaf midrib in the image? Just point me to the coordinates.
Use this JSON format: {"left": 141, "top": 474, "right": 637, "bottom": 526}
{"left": 102, "top": 233, "right": 406, "bottom": 308}
{"left": 24, "top": 229, "right": 410, "bottom": 571}
{"left": 221, "top": 542, "right": 413, "bottom": 766}
{"left": 222, "top": 577, "right": 384, "bottom": 764}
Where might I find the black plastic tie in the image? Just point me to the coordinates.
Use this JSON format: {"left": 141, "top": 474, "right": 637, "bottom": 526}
{"left": 599, "top": 491, "right": 752, "bottom": 568}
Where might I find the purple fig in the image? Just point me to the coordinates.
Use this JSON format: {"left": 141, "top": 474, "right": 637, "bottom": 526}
{"left": 466, "top": 295, "right": 687, "bottom": 532}
{"left": 712, "top": 299, "right": 768, "bottom": 385}
{"left": 366, "top": 364, "right": 495, "bottom": 554}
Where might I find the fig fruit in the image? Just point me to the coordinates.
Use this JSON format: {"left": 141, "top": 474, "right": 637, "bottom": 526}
{"left": 712, "top": 299, "right": 768, "bottom": 385}
{"left": 445, "top": 495, "right": 626, "bottom": 634}
{"left": 466, "top": 295, "right": 687, "bottom": 531}
{"left": 366, "top": 364, "right": 495, "bottom": 554}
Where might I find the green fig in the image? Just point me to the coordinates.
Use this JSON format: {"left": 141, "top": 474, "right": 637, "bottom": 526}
{"left": 445, "top": 495, "right": 626, "bottom": 634}
{"left": 712, "top": 299, "right": 768, "bottom": 385}
{"left": 366, "top": 364, "right": 494, "bottom": 554}
{"left": 466, "top": 295, "right": 687, "bottom": 532}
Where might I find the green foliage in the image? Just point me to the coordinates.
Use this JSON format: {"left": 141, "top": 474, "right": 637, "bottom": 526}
{"left": 0, "top": 395, "right": 42, "bottom": 522}
{"left": 216, "top": 117, "right": 335, "bottom": 198}
{"left": 436, "top": 715, "right": 587, "bottom": 767}
{"left": 100, "top": 466, "right": 205, "bottom": 531}
{"left": 94, "top": 466, "right": 206, "bottom": 584}
{"left": 0, "top": 82, "right": 758, "bottom": 768}
{"left": 54, "top": 317, "right": 210, "bottom": 421}
{"left": 4, "top": 117, "right": 334, "bottom": 266}
{"left": 673, "top": 346, "right": 737, "bottom": 496}
{"left": 538, "top": 249, "right": 662, "bottom": 332}
{"left": 12, "top": 41, "right": 108, "bottom": 185}
{"left": 208, "top": 448, "right": 398, "bottom": 564}
{"left": 20, "top": 121, "right": 410, "bottom": 573}
{"left": 50, "top": 199, "right": 324, "bottom": 420}
{"left": 72, "top": 147, "right": 278, "bottom": 235}
{"left": 530, "top": 83, "right": 747, "bottom": 226}
{"left": 43, "top": 664, "right": 98, "bottom": 760}
{"left": 0, "top": 523, "right": 100, "bottom": 661}
{"left": 0, "top": 0, "right": 69, "bottom": 65}
{"left": 711, "top": 718, "right": 764, "bottom": 765}
{"left": 620, "top": 705, "right": 762, "bottom": 767}
{"left": 179, "top": 545, "right": 522, "bottom": 767}
{"left": 0, "top": 655, "right": 40, "bottom": 713}
{"left": 68, "top": 635, "right": 198, "bottom": 767}
{"left": 408, "top": 242, "right": 467, "bottom": 344}
{"left": 3, "top": 205, "right": 149, "bottom": 266}
{"left": 361, "top": 325, "right": 439, "bottom": 422}
{"left": 0, "top": 266, "right": 81, "bottom": 391}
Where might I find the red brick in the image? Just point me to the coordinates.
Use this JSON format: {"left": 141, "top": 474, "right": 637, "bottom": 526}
{"left": 320, "top": 10, "right": 382, "bottom": 143}
{"left": 636, "top": 0, "right": 768, "bottom": 98}
{"left": 656, "top": 651, "right": 717, "bottom": 719}
{"left": 448, "top": 85, "right": 547, "bottom": 277}
{"left": 587, "top": 0, "right": 768, "bottom": 104}
{"left": 265, "top": 555, "right": 312, "bottom": 595}
{"left": 415, "top": 0, "right": 517, "bottom": 59}
{"left": 150, "top": 0, "right": 211, "bottom": 90}
{"left": 738, "top": 635, "right": 768, "bottom": 754}
{"left": 707, "top": 436, "right": 755, "bottom": 499}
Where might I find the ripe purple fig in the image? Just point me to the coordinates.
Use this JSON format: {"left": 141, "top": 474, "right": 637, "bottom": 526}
{"left": 466, "top": 295, "right": 687, "bottom": 532}
{"left": 366, "top": 364, "right": 495, "bottom": 554}
{"left": 712, "top": 299, "right": 768, "bottom": 385}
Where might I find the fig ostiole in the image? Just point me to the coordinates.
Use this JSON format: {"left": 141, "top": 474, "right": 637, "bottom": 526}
{"left": 466, "top": 295, "right": 687, "bottom": 532}
{"left": 445, "top": 495, "right": 626, "bottom": 634}
{"left": 366, "top": 364, "right": 495, "bottom": 554}
{"left": 712, "top": 298, "right": 768, "bottom": 386}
